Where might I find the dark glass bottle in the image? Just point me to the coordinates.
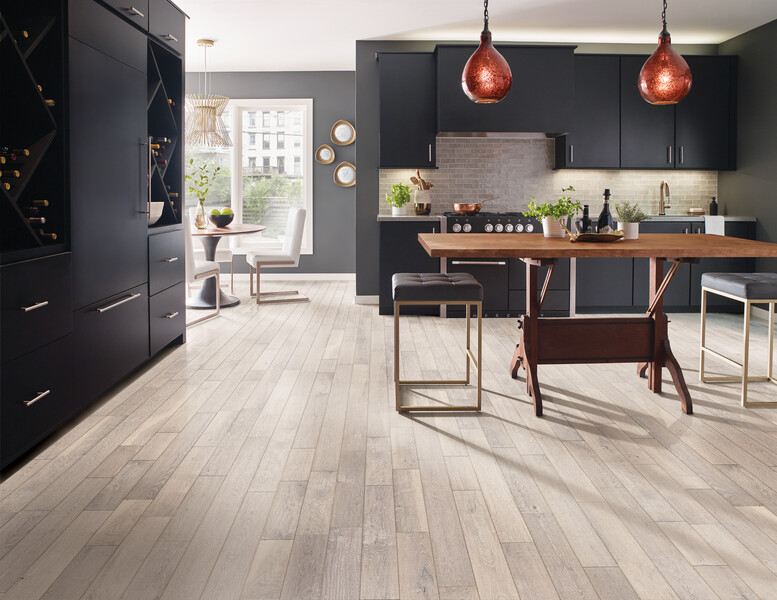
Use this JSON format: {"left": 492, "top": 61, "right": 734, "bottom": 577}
{"left": 597, "top": 189, "right": 613, "bottom": 232}
{"left": 581, "top": 205, "right": 591, "bottom": 233}
{"left": 709, "top": 196, "right": 718, "bottom": 216}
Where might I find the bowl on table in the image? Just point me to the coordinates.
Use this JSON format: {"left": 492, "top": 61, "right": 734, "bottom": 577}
{"left": 208, "top": 213, "right": 234, "bottom": 228}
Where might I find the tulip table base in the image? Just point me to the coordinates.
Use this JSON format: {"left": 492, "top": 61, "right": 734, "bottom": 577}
{"left": 186, "top": 235, "right": 239, "bottom": 309}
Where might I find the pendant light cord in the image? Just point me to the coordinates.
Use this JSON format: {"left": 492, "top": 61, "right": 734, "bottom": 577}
{"left": 661, "top": 0, "right": 669, "bottom": 36}
{"left": 482, "top": 0, "right": 490, "bottom": 34}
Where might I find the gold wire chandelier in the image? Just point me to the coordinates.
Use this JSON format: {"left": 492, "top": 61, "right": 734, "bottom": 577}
{"left": 185, "top": 39, "right": 232, "bottom": 147}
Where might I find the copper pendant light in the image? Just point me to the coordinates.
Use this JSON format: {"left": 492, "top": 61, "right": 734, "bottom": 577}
{"left": 461, "top": 0, "right": 512, "bottom": 104}
{"left": 638, "top": 0, "right": 692, "bottom": 105}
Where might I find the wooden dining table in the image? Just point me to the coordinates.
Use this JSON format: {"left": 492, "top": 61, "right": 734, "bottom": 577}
{"left": 189, "top": 223, "right": 265, "bottom": 309}
{"left": 418, "top": 233, "right": 777, "bottom": 416}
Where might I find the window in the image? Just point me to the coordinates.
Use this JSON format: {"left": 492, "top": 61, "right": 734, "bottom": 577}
{"left": 248, "top": 111, "right": 256, "bottom": 127}
{"left": 186, "top": 99, "right": 313, "bottom": 254}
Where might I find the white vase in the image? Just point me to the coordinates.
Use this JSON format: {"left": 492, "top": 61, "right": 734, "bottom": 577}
{"left": 618, "top": 221, "right": 640, "bottom": 240}
{"left": 541, "top": 216, "right": 565, "bottom": 238}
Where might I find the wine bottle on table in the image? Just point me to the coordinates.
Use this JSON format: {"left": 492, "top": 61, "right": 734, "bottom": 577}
{"left": 597, "top": 189, "right": 613, "bottom": 233}
{"left": 580, "top": 205, "right": 591, "bottom": 233}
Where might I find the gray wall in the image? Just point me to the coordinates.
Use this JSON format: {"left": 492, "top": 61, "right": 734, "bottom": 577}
{"left": 186, "top": 71, "right": 356, "bottom": 274}
{"left": 719, "top": 19, "right": 777, "bottom": 271}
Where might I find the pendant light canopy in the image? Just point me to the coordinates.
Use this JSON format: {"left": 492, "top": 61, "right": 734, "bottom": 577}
{"left": 638, "top": 0, "right": 692, "bottom": 105}
{"left": 185, "top": 39, "right": 233, "bottom": 147}
{"left": 461, "top": 0, "right": 512, "bottom": 104}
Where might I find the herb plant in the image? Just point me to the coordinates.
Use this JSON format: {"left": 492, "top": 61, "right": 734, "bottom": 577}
{"left": 386, "top": 183, "right": 412, "bottom": 208}
{"left": 523, "top": 186, "right": 581, "bottom": 219}
{"left": 614, "top": 201, "right": 650, "bottom": 223}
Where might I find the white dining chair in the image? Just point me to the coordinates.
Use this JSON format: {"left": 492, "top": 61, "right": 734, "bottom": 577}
{"left": 185, "top": 217, "right": 221, "bottom": 325}
{"left": 189, "top": 207, "right": 235, "bottom": 292}
{"left": 245, "top": 207, "right": 308, "bottom": 305}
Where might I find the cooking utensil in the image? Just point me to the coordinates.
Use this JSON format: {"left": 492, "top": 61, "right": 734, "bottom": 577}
{"left": 452, "top": 203, "right": 482, "bottom": 215}
{"left": 414, "top": 202, "right": 431, "bottom": 215}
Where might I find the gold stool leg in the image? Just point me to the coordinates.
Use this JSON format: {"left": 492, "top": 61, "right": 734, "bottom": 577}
{"left": 700, "top": 288, "right": 707, "bottom": 381}
{"left": 466, "top": 303, "right": 471, "bottom": 385}
{"left": 394, "top": 301, "right": 400, "bottom": 411}
{"left": 769, "top": 302, "right": 775, "bottom": 381}
{"left": 477, "top": 301, "right": 482, "bottom": 410}
{"left": 742, "top": 301, "right": 751, "bottom": 407}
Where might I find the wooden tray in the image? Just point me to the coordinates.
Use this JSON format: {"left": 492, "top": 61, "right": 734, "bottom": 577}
{"left": 569, "top": 232, "right": 624, "bottom": 243}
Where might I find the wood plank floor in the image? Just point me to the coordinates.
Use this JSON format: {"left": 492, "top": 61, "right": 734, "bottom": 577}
{"left": 2, "top": 278, "right": 777, "bottom": 600}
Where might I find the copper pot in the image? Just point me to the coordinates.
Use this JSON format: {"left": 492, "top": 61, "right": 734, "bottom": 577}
{"left": 452, "top": 203, "right": 482, "bottom": 215}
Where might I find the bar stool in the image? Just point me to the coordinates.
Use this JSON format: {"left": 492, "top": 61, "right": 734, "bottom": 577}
{"left": 700, "top": 273, "right": 777, "bottom": 406}
{"left": 392, "top": 273, "right": 483, "bottom": 412}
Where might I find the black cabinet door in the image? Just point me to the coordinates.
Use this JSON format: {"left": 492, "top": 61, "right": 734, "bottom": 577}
{"left": 620, "top": 55, "right": 676, "bottom": 169}
{"left": 556, "top": 55, "right": 621, "bottom": 169}
{"left": 379, "top": 221, "right": 441, "bottom": 315}
{"left": 447, "top": 258, "right": 509, "bottom": 314}
{"left": 101, "top": 0, "right": 150, "bottom": 31}
{"left": 69, "top": 38, "right": 148, "bottom": 309}
{"left": 633, "top": 222, "right": 694, "bottom": 309}
{"left": 379, "top": 53, "right": 436, "bottom": 168}
{"left": 437, "top": 45, "right": 574, "bottom": 134}
{"left": 675, "top": 56, "right": 736, "bottom": 171}
{"left": 576, "top": 257, "right": 634, "bottom": 312}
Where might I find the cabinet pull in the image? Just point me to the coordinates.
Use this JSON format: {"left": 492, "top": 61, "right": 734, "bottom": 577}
{"left": 25, "top": 389, "right": 50, "bottom": 407}
{"left": 21, "top": 300, "right": 49, "bottom": 312}
{"left": 683, "top": 228, "right": 689, "bottom": 234}
{"left": 696, "top": 227, "right": 703, "bottom": 234}
{"left": 164, "top": 311, "right": 179, "bottom": 319}
{"left": 432, "top": 227, "right": 436, "bottom": 234}
{"left": 142, "top": 137, "right": 151, "bottom": 214}
{"left": 428, "top": 144, "right": 432, "bottom": 162}
{"left": 570, "top": 144, "right": 574, "bottom": 164}
{"left": 127, "top": 6, "right": 145, "bottom": 17}
{"left": 668, "top": 145, "right": 673, "bottom": 164}
{"left": 163, "top": 33, "right": 179, "bottom": 42}
{"left": 680, "top": 145, "right": 684, "bottom": 164}
{"left": 97, "top": 293, "right": 141, "bottom": 313}
{"left": 451, "top": 260, "right": 506, "bottom": 266}
{"left": 164, "top": 257, "right": 179, "bottom": 262}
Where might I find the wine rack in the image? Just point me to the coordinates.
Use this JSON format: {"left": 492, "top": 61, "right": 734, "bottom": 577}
{"left": 147, "top": 39, "right": 183, "bottom": 228}
{"left": 0, "top": 1, "right": 66, "bottom": 264}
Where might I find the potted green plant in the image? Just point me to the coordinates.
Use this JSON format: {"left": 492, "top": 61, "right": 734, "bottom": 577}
{"left": 386, "top": 182, "right": 412, "bottom": 216}
{"left": 186, "top": 158, "right": 222, "bottom": 229}
{"left": 614, "top": 201, "right": 650, "bottom": 239}
{"left": 523, "top": 186, "right": 581, "bottom": 238}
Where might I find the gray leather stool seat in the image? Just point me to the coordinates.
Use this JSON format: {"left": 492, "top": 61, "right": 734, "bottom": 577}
{"left": 701, "top": 272, "right": 777, "bottom": 300}
{"left": 392, "top": 272, "right": 484, "bottom": 303}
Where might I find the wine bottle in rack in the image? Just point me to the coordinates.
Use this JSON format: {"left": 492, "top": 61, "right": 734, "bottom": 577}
{"left": 12, "top": 148, "right": 30, "bottom": 157}
{"left": 1, "top": 170, "right": 21, "bottom": 178}
{"left": 0, "top": 156, "right": 5, "bottom": 164}
{"left": 26, "top": 217, "right": 46, "bottom": 225}
{"left": 168, "top": 99, "right": 175, "bottom": 107}
{"left": 157, "top": 159, "right": 167, "bottom": 166}
{"left": 38, "top": 230, "right": 57, "bottom": 240}
{"left": 37, "top": 84, "right": 43, "bottom": 92}
{"left": 23, "top": 206, "right": 41, "bottom": 215}
{"left": 45, "top": 99, "right": 55, "bottom": 107}
{"left": 168, "top": 192, "right": 179, "bottom": 198}
{"left": 18, "top": 30, "right": 30, "bottom": 39}
{"left": 2, "top": 182, "right": 11, "bottom": 191}
{"left": 151, "top": 137, "right": 170, "bottom": 143}
{"left": 1, "top": 148, "right": 18, "bottom": 161}
{"left": 150, "top": 143, "right": 164, "bottom": 150}
{"left": 32, "top": 199, "right": 49, "bottom": 206}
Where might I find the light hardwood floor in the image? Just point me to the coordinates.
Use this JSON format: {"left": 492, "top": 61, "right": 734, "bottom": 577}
{"left": 2, "top": 278, "right": 777, "bottom": 599}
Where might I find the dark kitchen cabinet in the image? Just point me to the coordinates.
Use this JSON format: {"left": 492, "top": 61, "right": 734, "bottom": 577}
{"left": 378, "top": 53, "right": 436, "bottom": 168}
{"left": 675, "top": 56, "right": 736, "bottom": 170}
{"left": 508, "top": 257, "right": 570, "bottom": 316}
{"left": 437, "top": 45, "right": 575, "bottom": 134}
{"left": 555, "top": 55, "right": 621, "bottom": 169}
{"left": 576, "top": 257, "right": 634, "bottom": 313}
{"left": 620, "top": 55, "right": 676, "bottom": 169}
{"left": 101, "top": 0, "right": 150, "bottom": 30}
{"left": 69, "top": 33, "right": 148, "bottom": 309}
{"left": 448, "top": 257, "right": 509, "bottom": 317}
{"left": 633, "top": 221, "right": 695, "bottom": 310}
{"left": 379, "top": 221, "right": 441, "bottom": 315}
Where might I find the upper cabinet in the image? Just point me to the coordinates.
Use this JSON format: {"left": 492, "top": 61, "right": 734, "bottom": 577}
{"left": 555, "top": 55, "right": 620, "bottom": 169}
{"left": 436, "top": 45, "right": 575, "bottom": 135}
{"left": 378, "top": 53, "right": 437, "bottom": 168}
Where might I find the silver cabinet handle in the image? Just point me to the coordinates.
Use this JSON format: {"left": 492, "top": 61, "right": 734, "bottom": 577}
{"left": 432, "top": 227, "right": 436, "bottom": 234}
{"left": 22, "top": 300, "right": 49, "bottom": 312}
{"left": 428, "top": 144, "right": 432, "bottom": 162}
{"left": 570, "top": 144, "right": 574, "bottom": 164}
{"left": 142, "top": 138, "right": 151, "bottom": 214}
{"left": 163, "top": 33, "right": 179, "bottom": 42}
{"left": 165, "top": 312, "right": 179, "bottom": 319}
{"left": 127, "top": 6, "right": 145, "bottom": 17}
{"left": 696, "top": 227, "right": 703, "bottom": 234}
{"left": 164, "top": 257, "right": 179, "bottom": 262}
{"left": 683, "top": 228, "right": 689, "bottom": 234}
{"left": 97, "top": 293, "right": 141, "bottom": 313}
{"left": 25, "top": 389, "right": 50, "bottom": 407}
{"left": 668, "top": 145, "right": 673, "bottom": 164}
{"left": 680, "top": 145, "right": 684, "bottom": 164}
{"left": 451, "top": 260, "right": 506, "bottom": 266}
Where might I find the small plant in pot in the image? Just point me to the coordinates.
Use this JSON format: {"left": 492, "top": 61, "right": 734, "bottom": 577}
{"left": 386, "top": 182, "right": 412, "bottom": 216}
{"left": 523, "top": 186, "right": 581, "bottom": 238}
{"left": 614, "top": 201, "right": 650, "bottom": 240}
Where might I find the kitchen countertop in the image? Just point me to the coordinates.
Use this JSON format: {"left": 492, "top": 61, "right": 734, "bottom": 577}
{"left": 377, "top": 214, "right": 443, "bottom": 222}
{"left": 647, "top": 215, "right": 756, "bottom": 222}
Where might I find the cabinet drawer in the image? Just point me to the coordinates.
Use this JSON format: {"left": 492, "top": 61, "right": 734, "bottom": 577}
{"left": 1, "top": 336, "right": 74, "bottom": 468}
{"left": 149, "top": 229, "right": 184, "bottom": 295}
{"left": 150, "top": 282, "right": 184, "bottom": 355}
{"left": 1, "top": 253, "right": 73, "bottom": 365}
{"left": 101, "top": 0, "right": 149, "bottom": 31}
{"left": 74, "top": 283, "right": 149, "bottom": 405}
{"left": 148, "top": 0, "right": 185, "bottom": 54}
{"left": 69, "top": 0, "right": 147, "bottom": 72}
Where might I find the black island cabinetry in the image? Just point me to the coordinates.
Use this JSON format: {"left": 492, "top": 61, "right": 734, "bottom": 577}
{"left": 0, "top": 0, "right": 186, "bottom": 470}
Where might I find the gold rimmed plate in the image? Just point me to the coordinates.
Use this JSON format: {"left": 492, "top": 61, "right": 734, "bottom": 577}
{"left": 333, "top": 161, "right": 356, "bottom": 187}
{"left": 330, "top": 120, "right": 356, "bottom": 146}
{"left": 315, "top": 144, "right": 335, "bottom": 164}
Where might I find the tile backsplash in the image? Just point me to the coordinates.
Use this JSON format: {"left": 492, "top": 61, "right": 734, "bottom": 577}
{"left": 378, "top": 138, "right": 718, "bottom": 216}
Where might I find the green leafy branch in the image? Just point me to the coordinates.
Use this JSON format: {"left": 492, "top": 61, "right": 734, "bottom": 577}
{"left": 523, "top": 186, "right": 581, "bottom": 219}
{"left": 185, "top": 158, "right": 222, "bottom": 205}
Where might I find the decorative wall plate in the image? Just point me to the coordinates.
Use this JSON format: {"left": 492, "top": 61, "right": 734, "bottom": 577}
{"left": 330, "top": 120, "right": 356, "bottom": 146}
{"left": 315, "top": 144, "right": 335, "bottom": 164}
{"left": 333, "top": 161, "right": 356, "bottom": 187}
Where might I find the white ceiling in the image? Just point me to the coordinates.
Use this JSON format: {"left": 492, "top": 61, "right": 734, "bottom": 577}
{"left": 176, "top": 0, "right": 777, "bottom": 72}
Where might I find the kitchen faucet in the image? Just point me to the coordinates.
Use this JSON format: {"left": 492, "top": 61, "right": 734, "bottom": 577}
{"left": 659, "top": 181, "right": 671, "bottom": 215}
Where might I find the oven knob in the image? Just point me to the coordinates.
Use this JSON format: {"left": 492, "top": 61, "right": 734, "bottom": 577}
{"left": 515, "top": 224, "right": 524, "bottom": 233}
{"left": 484, "top": 223, "right": 493, "bottom": 233}
{"left": 463, "top": 223, "right": 472, "bottom": 233}
{"left": 526, "top": 224, "right": 534, "bottom": 233}
{"left": 452, "top": 223, "right": 462, "bottom": 233}
{"left": 505, "top": 224, "right": 514, "bottom": 233}
{"left": 495, "top": 223, "right": 504, "bottom": 233}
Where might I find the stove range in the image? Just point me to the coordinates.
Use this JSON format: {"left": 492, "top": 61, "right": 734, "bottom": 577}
{"left": 442, "top": 211, "right": 542, "bottom": 234}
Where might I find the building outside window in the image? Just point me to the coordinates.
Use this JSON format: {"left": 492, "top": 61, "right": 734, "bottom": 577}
{"left": 248, "top": 111, "right": 256, "bottom": 127}
{"left": 186, "top": 99, "right": 313, "bottom": 254}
